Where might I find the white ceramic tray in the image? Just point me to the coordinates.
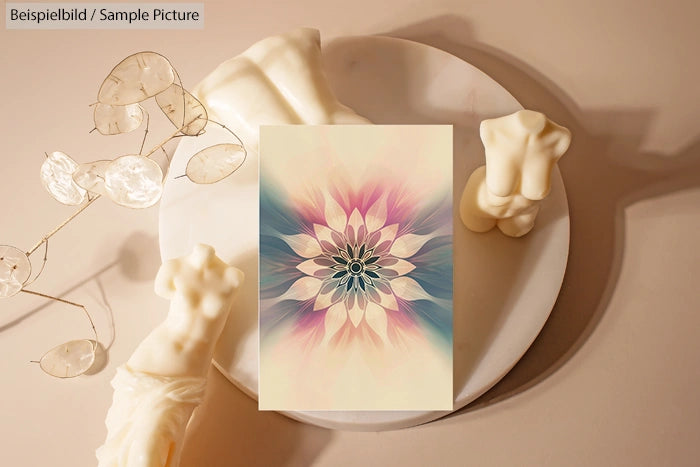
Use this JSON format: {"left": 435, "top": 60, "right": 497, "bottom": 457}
{"left": 159, "top": 35, "right": 569, "bottom": 430}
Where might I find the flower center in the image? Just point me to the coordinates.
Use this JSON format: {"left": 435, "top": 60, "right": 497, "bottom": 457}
{"left": 348, "top": 260, "right": 364, "bottom": 276}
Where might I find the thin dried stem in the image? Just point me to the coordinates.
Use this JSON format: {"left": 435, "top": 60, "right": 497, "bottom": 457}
{"left": 20, "top": 289, "right": 99, "bottom": 344}
{"left": 208, "top": 118, "right": 246, "bottom": 148}
{"left": 208, "top": 117, "right": 248, "bottom": 169}
{"left": 142, "top": 115, "right": 200, "bottom": 158}
{"left": 24, "top": 240, "right": 49, "bottom": 286}
{"left": 160, "top": 146, "right": 171, "bottom": 163}
{"left": 26, "top": 196, "right": 100, "bottom": 256}
{"left": 173, "top": 68, "right": 187, "bottom": 129}
{"left": 139, "top": 111, "right": 151, "bottom": 155}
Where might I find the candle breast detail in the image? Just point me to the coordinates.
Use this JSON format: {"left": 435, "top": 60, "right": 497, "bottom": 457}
{"left": 96, "top": 244, "right": 243, "bottom": 467}
{"left": 459, "top": 110, "right": 571, "bottom": 237}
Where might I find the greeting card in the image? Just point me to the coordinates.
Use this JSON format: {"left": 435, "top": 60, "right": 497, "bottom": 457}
{"left": 259, "top": 125, "right": 453, "bottom": 410}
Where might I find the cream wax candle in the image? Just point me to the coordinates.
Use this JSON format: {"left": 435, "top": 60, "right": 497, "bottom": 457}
{"left": 459, "top": 110, "right": 571, "bottom": 237}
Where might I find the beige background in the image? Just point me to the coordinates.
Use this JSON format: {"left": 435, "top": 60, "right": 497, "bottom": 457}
{"left": 1, "top": 0, "right": 699, "bottom": 466}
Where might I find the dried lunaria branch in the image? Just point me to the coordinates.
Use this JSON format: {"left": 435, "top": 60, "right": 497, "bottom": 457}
{"left": 1, "top": 51, "right": 248, "bottom": 378}
{"left": 98, "top": 52, "right": 175, "bottom": 105}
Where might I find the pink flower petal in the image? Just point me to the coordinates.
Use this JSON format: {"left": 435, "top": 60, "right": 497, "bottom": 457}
{"left": 313, "top": 223, "right": 337, "bottom": 249}
{"left": 389, "top": 233, "right": 437, "bottom": 258}
{"left": 320, "top": 281, "right": 336, "bottom": 294}
{"left": 390, "top": 276, "right": 431, "bottom": 301}
{"left": 368, "top": 224, "right": 398, "bottom": 251}
{"left": 331, "top": 231, "right": 346, "bottom": 249}
{"left": 366, "top": 231, "right": 381, "bottom": 249}
{"left": 345, "top": 208, "right": 365, "bottom": 245}
{"left": 382, "top": 258, "right": 415, "bottom": 276}
{"left": 378, "top": 268, "right": 399, "bottom": 278}
{"left": 331, "top": 287, "right": 345, "bottom": 303}
{"left": 378, "top": 224, "right": 398, "bottom": 242}
{"left": 364, "top": 193, "right": 388, "bottom": 232}
{"left": 313, "top": 282, "right": 341, "bottom": 310}
{"left": 366, "top": 287, "right": 381, "bottom": 304}
{"left": 365, "top": 302, "right": 389, "bottom": 343}
{"left": 374, "top": 286, "right": 399, "bottom": 311}
{"left": 281, "top": 233, "right": 323, "bottom": 258}
{"left": 373, "top": 241, "right": 392, "bottom": 255}
{"left": 357, "top": 292, "right": 367, "bottom": 310}
{"left": 347, "top": 298, "right": 365, "bottom": 327}
{"left": 296, "top": 259, "right": 330, "bottom": 277}
{"left": 323, "top": 302, "right": 347, "bottom": 344}
{"left": 374, "top": 280, "right": 392, "bottom": 295}
{"left": 280, "top": 276, "right": 323, "bottom": 301}
{"left": 324, "top": 193, "right": 347, "bottom": 232}
{"left": 357, "top": 225, "right": 367, "bottom": 244}
{"left": 320, "top": 240, "right": 336, "bottom": 253}
{"left": 345, "top": 293, "right": 355, "bottom": 309}
{"left": 312, "top": 270, "right": 333, "bottom": 279}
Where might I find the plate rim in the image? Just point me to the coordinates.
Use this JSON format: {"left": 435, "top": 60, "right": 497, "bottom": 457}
{"left": 160, "top": 33, "right": 570, "bottom": 430}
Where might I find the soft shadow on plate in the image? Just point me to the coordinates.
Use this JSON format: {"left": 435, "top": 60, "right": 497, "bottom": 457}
{"left": 383, "top": 16, "right": 700, "bottom": 413}
{"left": 212, "top": 248, "right": 259, "bottom": 395}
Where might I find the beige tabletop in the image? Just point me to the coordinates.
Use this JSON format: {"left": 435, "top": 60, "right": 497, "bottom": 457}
{"left": 1, "top": 1, "right": 699, "bottom": 466}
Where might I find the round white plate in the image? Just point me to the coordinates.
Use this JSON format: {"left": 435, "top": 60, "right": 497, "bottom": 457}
{"left": 159, "top": 35, "right": 569, "bottom": 431}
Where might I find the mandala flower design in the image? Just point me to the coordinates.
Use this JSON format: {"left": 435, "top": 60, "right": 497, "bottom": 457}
{"left": 261, "top": 184, "right": 453, "bottom": 348}
{"left": 290, "top": 202, "right": 421, "bottom": 343}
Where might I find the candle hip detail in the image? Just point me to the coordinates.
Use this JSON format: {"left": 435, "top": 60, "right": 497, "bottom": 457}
{"left": 459, "top": 110, "right": 571, "bottom": 237}
{"left": 96, "top": 244, "right": 243, "bottom": 467}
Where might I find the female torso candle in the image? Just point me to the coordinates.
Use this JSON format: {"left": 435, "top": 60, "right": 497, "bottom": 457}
{"left": 459, "top": 110, "right": 571, "bottom": 237}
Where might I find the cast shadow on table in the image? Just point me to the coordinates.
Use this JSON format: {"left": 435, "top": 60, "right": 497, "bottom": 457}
{"left": 382, "top": 16, "right": 700, "bottom": 413}
{"left": 86, "top": 231, "right": 162, "bottom": 373}
{"left": 180, "top": 366, "right": 332, "bottom": 467}
{"left": 0, "top": 231, "right": 162, "bottom": 375}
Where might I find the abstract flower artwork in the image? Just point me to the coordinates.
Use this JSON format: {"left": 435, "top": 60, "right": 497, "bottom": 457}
{"left": 259, "top": 125, "right": 453, "bottom": 410}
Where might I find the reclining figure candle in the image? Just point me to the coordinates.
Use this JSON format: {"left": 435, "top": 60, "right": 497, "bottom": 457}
{"left": 96, "top": 244, "right": 243, "bottom": 467}
{"left": 193, "top": 27, "right": 370, "bottom": 152}
{"left": 459, "top": 110, "right": 571, "bottom": 237}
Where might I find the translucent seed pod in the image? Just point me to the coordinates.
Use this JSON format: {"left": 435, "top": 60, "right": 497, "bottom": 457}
{"left": 186, "top": 143, "right": 246, "bottom": 184}
{"left": 72, "top": 160, "right": 111, "bottom": 196}
{"left": 93, "top": 103, "right": 144, "bottom": 135}
{"left": 40, "top": 151, "right": 87, "bottom": 205}
{"left": 0, "top": 245, "right": 31, "bottom": 298}
{"left": 104, "top": 155, "right": 163, "bottom": 208}
{"left": 155, "top": 84, "right": 208, "bottom": 136}
{"left": 98, "top": 52, "right": 175, "bottom": 105}
{"left": 39, "top": 339, "right": 96, "bottom": 378}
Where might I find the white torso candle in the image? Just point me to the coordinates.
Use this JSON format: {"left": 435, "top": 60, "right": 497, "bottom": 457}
{"left": 459, "top": 110, "right": 571, "bottom": 237}
{"left": 96, "top": 244, "right": 243, "bottom": 467}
